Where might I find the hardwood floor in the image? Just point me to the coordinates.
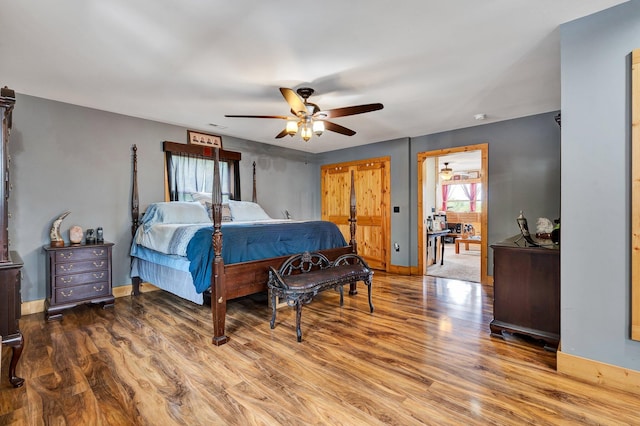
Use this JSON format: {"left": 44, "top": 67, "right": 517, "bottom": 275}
{"left": 1, "top": 273, "right": 639, "bottom": 425}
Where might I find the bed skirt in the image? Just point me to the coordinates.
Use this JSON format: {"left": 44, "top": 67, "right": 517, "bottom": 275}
{"left": 131, "top": 257, "right": 204, "bottom": 305}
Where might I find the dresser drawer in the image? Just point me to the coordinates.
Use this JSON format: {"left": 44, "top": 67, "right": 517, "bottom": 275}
{"left": 55, "top": 247, "right": 108, "bottom": 263}
{"left": 55, "top": 270, "right": 109, "bottom": 288}
{"left": 54, "top": 281, "right": 110, "bottom": 304}
{"left": 55, "top": 259, "right": 108, "bottom": 276}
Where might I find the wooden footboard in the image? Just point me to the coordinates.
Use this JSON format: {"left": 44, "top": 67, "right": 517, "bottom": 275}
{"left": 130, "top": 143, "right": 357, "bottom": 346}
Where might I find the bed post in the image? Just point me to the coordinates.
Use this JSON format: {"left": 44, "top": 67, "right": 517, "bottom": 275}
{"left": 349, "top": 170, "right": 357, "bottom": 252}
{"left": 211, "top": 147, "right": 229, "bottom": 345}
{"left": 252, "top": 161, "right": 257, "bottom": 203}
{"left": 348, "top": 170, "right": 358, "bottom": 295}
{"left": 131, "top": 144, "right": 141, "bottom": 296}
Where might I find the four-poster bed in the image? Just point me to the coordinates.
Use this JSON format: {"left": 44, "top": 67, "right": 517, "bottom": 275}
{"left": 129, "top": 142, "right": 358, "bottom": 345}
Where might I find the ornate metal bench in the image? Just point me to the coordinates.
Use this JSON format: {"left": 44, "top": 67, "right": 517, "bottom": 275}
{"left": 268, "top": 252, "right": 374, "bottom": 342}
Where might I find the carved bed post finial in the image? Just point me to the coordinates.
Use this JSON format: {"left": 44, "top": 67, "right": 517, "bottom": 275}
{"left": 252, "top": 161, "right": 257, "bottom": 203}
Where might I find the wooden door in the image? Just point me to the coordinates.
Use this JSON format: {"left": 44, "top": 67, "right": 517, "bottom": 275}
{"left": 321, "top": 158, "right": 390, "bottom": 270}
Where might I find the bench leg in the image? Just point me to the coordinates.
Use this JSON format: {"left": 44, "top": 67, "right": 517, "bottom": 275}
{"left": 349, "top": 282, "right": 358, "bottom": 295}
{"left": 270, "top": 291, "right": 277, "bottom": 329}
{"left": 295, "top": 301, "right": 303, "bottom": 342}
{"left": 366, "top": 279, "right": 375, "bottom": 313}
{"left": 339, "top": 285, "right": 344, "bottom": 306}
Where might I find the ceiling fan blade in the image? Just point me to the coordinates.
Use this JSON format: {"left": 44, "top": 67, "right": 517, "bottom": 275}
{"left": 224, "top": 114, "right": 290, "bottom": 119}
{"left": 279, "top": 88, "right": 307, "bottom": 115}
{"left": 275, "top": 129, "right": 288, "bottom": 139}
{"left": 324, "top": 120, "right": 356, "bottom": 136}
{"left": 320, "top": 103, "right": 384, "bottom": 119}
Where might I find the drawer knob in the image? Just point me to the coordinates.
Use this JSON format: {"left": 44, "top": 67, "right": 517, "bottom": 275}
{"left": 93, "top": 285, "right": 104, "bottom": 292}
{"left": 60, "top": 252, "right": 73, "bottom": 259}
{"left": 93, "top": 261, "right": 105, "bottom": 268}
{"left": 92, "top": 250, "right": 104, "bottom": 256}
{"left": 60, "top": 289, "right": 73, "bottom": 298}
{"left": 93, "top": 272, "right": 105, "bottom": 279}
{"left": 61, "top": 277, "right": 73, "bottom": 284}
{"left": 60, "top": 264, "right": 74, "bottom": 272}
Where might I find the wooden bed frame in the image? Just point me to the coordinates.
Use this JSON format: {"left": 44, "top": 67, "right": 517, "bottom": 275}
{"left": 130, "top": 143, "right": 358, "bottom": 345}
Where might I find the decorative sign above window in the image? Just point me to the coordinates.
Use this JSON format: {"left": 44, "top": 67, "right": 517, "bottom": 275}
{"left": 187, "top": 130, "right": 223, "bottom": 149}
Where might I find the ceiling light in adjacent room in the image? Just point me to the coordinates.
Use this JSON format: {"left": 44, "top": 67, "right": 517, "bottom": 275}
{"left": 440, "top": 162, "right": 453, "bottom": 180}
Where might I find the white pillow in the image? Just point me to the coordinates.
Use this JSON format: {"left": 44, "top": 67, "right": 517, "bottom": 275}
{"left": 141, "top": 201, "right": 211, "bottom": 231}
{"left": 189, "top": 192, "right": 212, "bottom": 203}
{"left": 227, "top": 200, "right": 271, "bottom": 221}
{"left": 201, "top": 201, "right": 233, "bottom": 222}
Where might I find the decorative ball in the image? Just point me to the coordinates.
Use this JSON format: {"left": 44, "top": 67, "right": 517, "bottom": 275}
{"left": 69, "top": 225, "right": 83, "bottom": 244}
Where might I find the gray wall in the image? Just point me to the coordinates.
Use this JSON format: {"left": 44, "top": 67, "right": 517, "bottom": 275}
{"left": 11, "top": 94, "right": 317, "bottom": 302}
{"left": 11, "top": 94, "right": 562, "bottom": 308}
{"left": 319, "top": 114, "right": 561, "bottom": 271}
{"left": 561, "top": 0, "right": 640, "bottom": 370}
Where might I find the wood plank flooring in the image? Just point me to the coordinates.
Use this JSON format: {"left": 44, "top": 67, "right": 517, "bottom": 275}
{"left": 1, "top": 273, "right": 639, "bottom": 425}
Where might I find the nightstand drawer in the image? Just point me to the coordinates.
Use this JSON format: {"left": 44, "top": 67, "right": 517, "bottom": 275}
{"left": 55, "top": 270, "right": 109, "bottom": 288}
{"left": 55, "top": 247, "right": 108, "bottom": 263}
{"left": 54, "top": 281, "right": 110, "bottom": 303}
{"left": 55, "top": 259, "right": 108, "bottom": 275}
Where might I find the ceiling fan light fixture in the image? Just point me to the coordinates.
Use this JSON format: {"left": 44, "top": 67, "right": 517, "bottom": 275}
{"left": 301, "top": 125, "right": 312, "bottom": 142}
{"left": 225, "top": 87, "right": 383, "bottom": 143}
{"left": 312, "top": 120, "right": 324, "bottom": 136}
{"left": 440, "top": 162, "right": 453, "bottom": 181}
{"left": 286, "top": 120, "right": 298, "bottom": 136}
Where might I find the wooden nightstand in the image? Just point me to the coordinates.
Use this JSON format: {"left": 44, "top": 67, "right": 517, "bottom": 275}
{"left": 44, "top": 242, "right": 115, "bottom": 321}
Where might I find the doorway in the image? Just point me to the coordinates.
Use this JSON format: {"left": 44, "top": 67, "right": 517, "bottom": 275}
{"left": 417, "top": 143, "right": 488, "bottom": 284}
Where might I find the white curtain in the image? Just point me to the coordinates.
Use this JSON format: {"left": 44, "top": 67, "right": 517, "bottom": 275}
{"left": 169, "top": 154, "right": 232, "bottom": 201}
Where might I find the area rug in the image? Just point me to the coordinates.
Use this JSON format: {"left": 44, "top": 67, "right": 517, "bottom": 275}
{"left": 427, "top": 244, "right": 480, "bottom": 282}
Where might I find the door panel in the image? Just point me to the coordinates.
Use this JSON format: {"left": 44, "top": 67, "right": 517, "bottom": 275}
{"left": 321, "top": 158, "right": 389, "bottom": 271}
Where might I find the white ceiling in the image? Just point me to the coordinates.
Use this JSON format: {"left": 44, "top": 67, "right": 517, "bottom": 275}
{"left": 0, "top": 1, "right": 627, "bottom": 154}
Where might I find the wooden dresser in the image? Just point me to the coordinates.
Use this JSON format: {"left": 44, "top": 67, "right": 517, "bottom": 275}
{"left": 490, "top": 236, "right": 560, "bottom": 350}
{"left": 0, "top": 87, "right": 24, "bottom": 387}
{"left": 44, "top": 242, "right": 115, "bottom": 320}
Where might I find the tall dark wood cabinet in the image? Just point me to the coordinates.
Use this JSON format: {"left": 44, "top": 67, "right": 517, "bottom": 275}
{"left": 0, "top": 87, "right": 24, "bottom": 387}
{"left": 490, "top": 236, "right": 560, "bottom": 351}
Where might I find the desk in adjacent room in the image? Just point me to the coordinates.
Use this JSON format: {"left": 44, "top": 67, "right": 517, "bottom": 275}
{"left": 426, "top": 229, "right": 450, "bottom": 266}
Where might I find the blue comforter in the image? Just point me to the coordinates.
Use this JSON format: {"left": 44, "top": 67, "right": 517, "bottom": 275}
{"left": 186, "top": 221, "right": 348, "bottom": 293}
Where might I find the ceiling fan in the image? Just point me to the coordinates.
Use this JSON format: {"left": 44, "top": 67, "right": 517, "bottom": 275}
{"left": 225, "top": 87, "right": 384, "bottom": 142}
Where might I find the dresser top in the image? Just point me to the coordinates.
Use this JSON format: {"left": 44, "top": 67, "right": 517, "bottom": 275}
{"left": 43, "top": 242, "right": 113, "bottom": 251}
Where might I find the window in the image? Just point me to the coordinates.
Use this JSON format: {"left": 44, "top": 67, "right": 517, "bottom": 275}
{"left": 167, "top": 152, "right": 239, "bottom": 202}
{"left": 441, "top": 183, "right": 482, "bottom": 212}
